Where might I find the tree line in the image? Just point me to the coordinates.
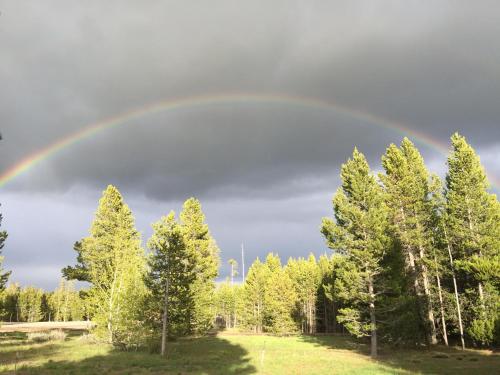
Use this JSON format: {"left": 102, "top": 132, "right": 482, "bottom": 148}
{"left": 0, "top": 133, "right": 498, "bottom": 357}
{"left": 213, "top": 134, "right": 499, "bottom": 357}
{"left": 0, "top": 279, "right": 87, "bottom": 323}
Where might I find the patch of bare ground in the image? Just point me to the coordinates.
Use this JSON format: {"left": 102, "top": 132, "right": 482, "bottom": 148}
{"left": 0, "top": 321, "right": 92, "bottom": 332}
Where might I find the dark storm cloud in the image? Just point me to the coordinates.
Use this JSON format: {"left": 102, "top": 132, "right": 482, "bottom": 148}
{"left": 1, "top": 0, "right": 499, "bottom": 197}
{"left": 1, "top": 1, "right": 499, "bottom": 287}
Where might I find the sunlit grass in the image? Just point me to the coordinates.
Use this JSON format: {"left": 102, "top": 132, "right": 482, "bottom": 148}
{"left": 0, "top": 331, "right": 498, "bottom": 374}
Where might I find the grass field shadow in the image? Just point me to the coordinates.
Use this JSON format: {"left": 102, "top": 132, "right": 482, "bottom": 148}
{"left": 0, "top": 332, "right": 27, "bottom": 349}
{"left": 299, "top": 334, "right": 500, "bottom": 375}
{"left": 1, "top": 333, "right": 257, "bottom": 374}
{"left": 0, "top": 335, "right": 67, "bottom": 370}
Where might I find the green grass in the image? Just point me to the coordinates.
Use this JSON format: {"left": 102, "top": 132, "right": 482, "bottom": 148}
{"left": 0, "top": 331, "right": 498, "bottom": 374}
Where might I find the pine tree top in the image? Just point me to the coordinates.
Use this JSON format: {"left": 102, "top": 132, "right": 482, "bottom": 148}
{"left": 446, "top": 133, "right": 489, "bottom": 192}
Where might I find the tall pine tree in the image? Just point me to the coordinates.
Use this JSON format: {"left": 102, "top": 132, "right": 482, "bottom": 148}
{"left": 18, "top": 286, "right": 43, "bottom": 322}
{"left": 242, "top": 258, "right": 269, "bottom": 333}
{"left": 146, "top": 211, "right": 195, "bottom": 354}
{"left": 64, "top": 185, "right": 146, "bottom": 346}
{"left": 445, "top": 133, "right": 500, "bottom": 345}
{"left": 322, "top": 148, "right": 390, "bottom": 357}
{"left": 380, "top": 138, "right": 438, "bottom": 345}
{"left": 263, "top": 253, "right": 297, "bottom": 334}
{"left": 179, "top": 198, "right": 220, "bottom": 334}
{"left": 286, "top": 254, "right": 321, "bottom": 334}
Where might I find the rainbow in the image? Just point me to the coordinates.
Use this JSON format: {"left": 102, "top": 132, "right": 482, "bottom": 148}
{"left": 1, "top": 92, "right": 498, "bottom": 189}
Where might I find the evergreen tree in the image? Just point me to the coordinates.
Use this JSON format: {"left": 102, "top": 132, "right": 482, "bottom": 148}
{"left": 62, "top": 241, "right": 90, "bottom": 282}
{"left": 214, "top": 280, "right": 240, "bottom": 329}
{"left": 146, "top": 211, "right": 195, "bottom": 354}
{"left": 322, "top": 254, "right": 360, "bottom": 334}
{"left": 380, "top": 138, "right": 438, "bottom": 345}
{"left": 64, "top": 185, "right": 146, "bottom": 346}
{"left": 1, "top": 283, "right": 20, "bottom": 322}
{"left": 286, "top": 254, "right": 321, "bottom": 333}
{"left": 49, "top": 279, "right": 80, "bottom": 322}
{"left": 445, "top": 133, "right": 500, "bottom": 345}
{"left": 242, "top": 258, "right": 269, "bottom": 333}
{"left": 428, "top": 175, "right": 455, "bottom": 347}
{"left": 322, "top": 148, "right": 390, "bottom": 357}
{"left": 316, "top": 254, "right": 335, "bottom": 333}
{"left": 263, "top": 253, "right": 298, "bottom": 334}
{"left": 18, "top": 286, "right": 43, "bottom": 322}
{"left": 41, "top": 292, "right": 53, "bottom": 321}
{"left": 179, "top": 198, "right": 220, "bottom": 334}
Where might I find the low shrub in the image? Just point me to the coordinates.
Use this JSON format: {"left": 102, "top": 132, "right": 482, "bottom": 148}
{"left": 27, "top": 329, "right": 67, "bottom": 343}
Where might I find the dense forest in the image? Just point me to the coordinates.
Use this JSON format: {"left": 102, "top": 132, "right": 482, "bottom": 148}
{"left": 0, "top": 133, "right": 498, "bottom": 358}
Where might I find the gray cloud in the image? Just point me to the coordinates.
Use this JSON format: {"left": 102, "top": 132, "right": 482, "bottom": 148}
{"left": 0, "top": 1, "right": 499, "bottom": 288}
{"left": 1, "top": 187, "right": 334, "bottom": 289}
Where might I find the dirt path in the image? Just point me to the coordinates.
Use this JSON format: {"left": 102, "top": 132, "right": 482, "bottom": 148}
{"left": 0, "top": 321, "right": 92, "bottom": 332}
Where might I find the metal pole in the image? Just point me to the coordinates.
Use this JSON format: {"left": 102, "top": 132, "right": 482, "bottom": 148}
{"left": 241, "top": 243, "right": 245, "bottom": 283}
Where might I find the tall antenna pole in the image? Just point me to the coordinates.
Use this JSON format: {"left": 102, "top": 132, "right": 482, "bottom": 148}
{"left": 241, "top": 243, "right": 245, "bottom": 283}
{"left": 230, "top": 262, "right": 234, "bottom": 286}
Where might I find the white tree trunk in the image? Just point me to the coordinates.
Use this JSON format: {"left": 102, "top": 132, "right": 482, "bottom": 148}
{"left": 434, "top": 253, "right": 448, "bottom": 346}
{"left": 444, "top": 227, "right": 465, "bottom": 350}
{"left": 161, "top": 276, "right": 169, "bottom": 356}
{"left": 368, "top": 276, "right": 377, "bottom": 358}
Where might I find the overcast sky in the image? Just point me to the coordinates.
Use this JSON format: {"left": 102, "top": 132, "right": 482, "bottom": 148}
{"left": 1, "top": 1, "right": 499, "bottom": 289}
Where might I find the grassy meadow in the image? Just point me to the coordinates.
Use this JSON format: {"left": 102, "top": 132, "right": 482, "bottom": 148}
{"left": 0, "top": 329, "right": 499, "bottom": 374}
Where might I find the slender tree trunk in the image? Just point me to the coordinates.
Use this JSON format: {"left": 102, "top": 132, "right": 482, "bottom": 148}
{"left": 323, "top": 298, "right": 328, "bottom": 333}
{"left": 419, "top": 244, "right": 438, "bottom": 345}
{"left": 477, "top": 249, "right": 486, "bottom": 314}
{"left": 107, "top": 267, "right": 120, "bottom": 344}
{"left": 466, "top": 199, "right": 486, "bottom": 313}
{"left": 308, "top": 301, "right": 312, "bottom": 334}
{"left": 257, "top": 301, "right": 261, "bottom": 334}
{"left": 312, "top": 298, "right": 316, "bottom": 334}
{"left": 478, "top": 282, "right": 485, "bottom": 308}
{"left": 368, "top": 276, "right": 377, "bottom": 358}
{"left": 307, "top": 302, "right": 310, "bottom": 333}
{"left": 407, "top": 248, "right": 433, "bottom": 344}
{"left": 400, "top": 204, "right": 436, "bottom": 345}
{"left": 407, "top": 248, "right": 420, "bottom": 291}
{"left": 161, "top": 275, "right": 169, "bottom": 357}
{"left": 433, "top": 252, "right": 448, "bottom": 346}
{"left": 304, "top": 303, "right": 307, "bottom": 333}
{"left": 332, "top": 300, "right": 337, "bottom": 333}
{"left": 444, "top": 227, "right": 465, "bottom": 350}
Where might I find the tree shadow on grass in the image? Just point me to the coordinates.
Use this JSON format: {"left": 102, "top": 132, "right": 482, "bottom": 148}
{"left": 299, "top": 334, "right": 500, "bottom": 375}
{"left": 0, "top": 334, "right": 68, "bottom": 371}
{"left": 1, "top": 334, "right": 257, "bottom": 374}
{"left": 0, "top": 332, "right": 27, "bottom": 349}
